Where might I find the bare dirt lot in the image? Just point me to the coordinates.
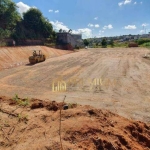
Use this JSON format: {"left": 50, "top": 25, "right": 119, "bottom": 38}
{"left": 0, "top": 47, "right": 150, "bottom": 123}
{"left": 0, "top": 47, "right": 150, "bottom": 149}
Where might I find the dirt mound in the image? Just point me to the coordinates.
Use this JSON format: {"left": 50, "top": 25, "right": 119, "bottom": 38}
{"left": 0, "top": 96, "right": 150, "bottom": 150}
{"left": 0, "top": 46, "right": 73, "bottom": 70}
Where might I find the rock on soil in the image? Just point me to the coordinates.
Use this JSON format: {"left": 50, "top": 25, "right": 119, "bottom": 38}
{"left": 0, "top": 96, "right": 150, "bottom": 150}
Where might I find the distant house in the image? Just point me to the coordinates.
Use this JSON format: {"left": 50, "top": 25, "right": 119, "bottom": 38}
{"left": 134, "top": 36, "right": 138, "bottom": 40}
{"left": 140, "top": 34, "right": 150, "bottom": 38}
{"left": 56, "top": 32, "right": 83, "bottom": 49}
{"left": 119, "top": 39, "right": 124, "bottom": 42}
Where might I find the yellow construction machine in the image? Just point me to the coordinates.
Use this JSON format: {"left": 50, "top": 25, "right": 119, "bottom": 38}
{"left": 29, "top": 50, "right": 46, "bottom": 64}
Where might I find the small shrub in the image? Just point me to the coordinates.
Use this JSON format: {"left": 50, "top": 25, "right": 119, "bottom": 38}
{"left": 101, "top": 38, "right": 107, "bottom": 48}
{"left": 109, "top": 39, "right": 114, "bottom": 48}
{"left": 68, "top": 103, "right": 77, "bottom": 109}
{"left": 19, "top": 98, "right": 30, "bottom": 106}
{"left": 13, "top": 94, "right": 19, "bottom": 101}
{"left": 75, "top": 45, "right": 80, "bottom": 49}
{"left": 114, "top": 42, "right": 128, "bottom": 48}
{"left": 136, "top": 38, "right": 150, "bottom": 45}
{"left": 142, "top": 42, "right": 150, "bottom": 47}
{"left": 12, "top": 94, "right": 30, "bottom": 106}
{"left": 18, "top": 114, "right": 28, "bottom": 122}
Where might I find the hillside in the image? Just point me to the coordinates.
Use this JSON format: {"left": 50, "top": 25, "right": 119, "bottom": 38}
{"left": 0, "top": 46, "right": 73, "bottom": 70}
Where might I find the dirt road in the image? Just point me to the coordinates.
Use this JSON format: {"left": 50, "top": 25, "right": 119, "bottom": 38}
{"left": 0, "top": 47, "right": 150, "bottom": 123}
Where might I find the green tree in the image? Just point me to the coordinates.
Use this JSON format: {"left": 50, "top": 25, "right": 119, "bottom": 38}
{"left": 59, "top": 29, "right": 62, "bottom": 33}
{"left": 13, "top": 8, "right": 54, "bottom": 40}
{"left": 96, "top": 42, "right": 99, "bottom": 47}
{"left": 12, "top": 21, "right": 30, "bottom": 40}
{"left": 101, "top": 38, "right": 107, "bottom": 48}
{"left": 40, "top": 18, "right": 53, "bottom": 38}
{"left": 12, "top": 8, "right": 56, "bottom": 46}
{"left": 52, "top": 30, "right": 56, "bottom": 42}
{"left": 136, "top": 38, "right": 150, "bottom": 45}
{"left": 109, "top": 39, "right": 114, "bottom": 47}
{"left": 83, "top": 39, "right": 89, "bottom": 46}
{"left": 0, "top": 0, "right": 20, "bottom": 30}
{"left": 0, "top": 0, "right": 20, "bottom": 44}
{"left": 68, "top": 29, "right": 72, "bottom": 33}
{"left": 0, "top": 28, "right": 11, "bottom": 45}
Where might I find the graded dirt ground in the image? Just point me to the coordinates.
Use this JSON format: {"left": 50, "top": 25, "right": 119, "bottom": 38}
{"left": 0, "top": 96, "right": 150, "bottom": 150}
{"left": 0, "top": 47, "right": 150, "bottom": 124}
{"left": 0, "top": 46, "right": 73, "bottom": 70}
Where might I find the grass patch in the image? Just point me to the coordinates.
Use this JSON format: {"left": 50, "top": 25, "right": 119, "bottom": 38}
{"left": 136, "top": 38, "right": 150, "bottom": 45}
{"left": 114, "top": 42, "right": 128, "bottom": 48}
{"left": 68, "top": 103, "right": 78, "bottom": 109}
{"left": 18, "top": 113, "right": 28, "bottom": 122}
{"left": 142, "top": 42, "right": 150, "bottom": 49}
{"left": 12, "top": 94, "right": 30, "bottom": 106}
{"left": 44, "top": 43, "right": 56, "bottom": 48}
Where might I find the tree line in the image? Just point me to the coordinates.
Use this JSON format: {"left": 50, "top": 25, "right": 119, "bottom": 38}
{"left": 83, "top": 38, "right": 114, "bottom": 48}
{"left": 0, "top": 0, "right": 56, "bottom": 45}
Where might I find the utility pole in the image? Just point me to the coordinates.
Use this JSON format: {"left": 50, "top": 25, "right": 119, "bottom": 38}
{"left": 142, "top": 26, "right": 144, "bottom": 34}
{"left": 91, "top": 30, "right": 93, "bottom": 39}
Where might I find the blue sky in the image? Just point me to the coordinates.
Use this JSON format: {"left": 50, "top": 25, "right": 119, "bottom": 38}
{"left": 13, "top": 0, "right": 150, "bottom": 38}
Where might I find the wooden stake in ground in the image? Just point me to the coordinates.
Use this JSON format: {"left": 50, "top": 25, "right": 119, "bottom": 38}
{"left": 59, "top": 95, "right": 66, "bottom": 150}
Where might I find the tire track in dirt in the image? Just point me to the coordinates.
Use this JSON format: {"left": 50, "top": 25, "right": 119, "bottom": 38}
{"left": 0, "top": 48, "right": 150, "bottom": 123}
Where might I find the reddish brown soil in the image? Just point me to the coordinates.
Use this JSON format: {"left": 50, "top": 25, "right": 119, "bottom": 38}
{"left": 0, "top": 96, "right": 150, "bottom": 150}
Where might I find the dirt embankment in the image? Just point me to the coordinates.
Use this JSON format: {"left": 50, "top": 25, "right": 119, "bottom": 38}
{"left": 0, "top": 96, "right": 150, "bottom": 150}
{"left": 0, "top": 46, "right": 73, "bottom": 70}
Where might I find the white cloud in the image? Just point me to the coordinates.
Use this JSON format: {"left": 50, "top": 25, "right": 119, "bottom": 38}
{"left": 103, "top": 24, "right": 113, "bottom": 30}
{"left": 48, "top": 9, "right": 59, "bottom": 13}
{"left": 99, "top": 30, "right": 105, "bottom": 34}
{"left": 118, "top": 0, "right": 132, "bottom": 6}
{"left": 88, "top": 23, "right": 100, "bottom": 28}
{"left": 94, "top": 17, "right": 98, "bottom": 20}
{"left": 16, "top": 2, "right": 31, "bottom": 14}
{"left": 134, "top": 2, "right": 137, "bottom": 4}
{"left": 98, "top": 30, "right": 105, "bottom": 37}
{"left": 88, "top": 23, "right": 94, "bottom": 27}
{"left": 50, "top": 21, "right": 69, "bottom": 31}
{"left": 95, "top": 24, "right": 100, "bottom": 28}
{"left": 49, "top": 9, "right": 53, "bottom": 12}
{"left": 124, "top": 25, "right": 137, "bottom": 29}
{"left": 142, "top": 23, "right": 149, "bottom": 27}
{"left": 140, "top": 30, "right": 144, "bottom": 33}
{"left": 55, "top": 10, "right": 59, "bottom": 13}
{"left": 118, "top": 2, "right": 124, "bottom": 6}
{"left": 72, "top": 28, "right": 92, "bottom": 38}
{"left": 50, "top": 20, "right": 92, "bottom": 38}
{"left": 99, "top": 30, "right": 104, "bottom": 33}
{"left": 140, "top": 1, "right": 143, "bottom": 4}
{"left": 124, "top": 0, "right": 132, "bottom": 4}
